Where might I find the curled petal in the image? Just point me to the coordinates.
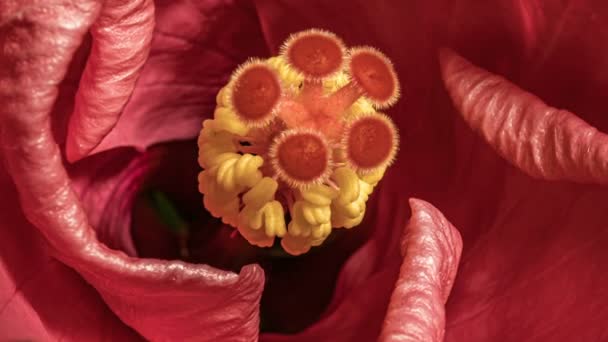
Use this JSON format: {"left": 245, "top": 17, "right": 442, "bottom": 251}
{"left": 89, "top": 1, "right": 269, "bottom": 154}
{"left": 0, "top": 3, "right": 263, "bottom": 340}
{"left": 0, "top": 171, "right": 142, "bottom": 340}
{"left": 440, "top": 49, "right": 608, "bottom": 185}
{"left": 66, "top": 0, "right": 155, "bottom": 162}
{"left": 380, "top": 199, "right": 463, "bottom": 342}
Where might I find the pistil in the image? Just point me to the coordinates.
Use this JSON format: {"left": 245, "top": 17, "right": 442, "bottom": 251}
{"left": 197, "top": 28, "right": 402, "bottom": 255}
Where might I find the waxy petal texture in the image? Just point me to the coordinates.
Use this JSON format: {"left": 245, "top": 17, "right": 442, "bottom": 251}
{"left": 0, "top": 169, "right": 142, "bottom": 341}
{"left": 89, "top": 0, "right": 270, "bottom": 155}
{"left": 261, "top": 195, "right": 462, "bottom": 342}
{"left": 440, "top": 49, "right": 608, "bottom": 185}
{"left": 66, "top": 0, "right": 155, "bottom": 162}
{"left": 444, "top": 172, "right": 608, "bottom": 341}
{"left": 4, "top": 0, "right": 608, "bottom": 340}
{"left": 380, "top": 199, "right": 463, "bottom": 342}
{"left": 0, "top": 2, "right": 263, "bottom": 341}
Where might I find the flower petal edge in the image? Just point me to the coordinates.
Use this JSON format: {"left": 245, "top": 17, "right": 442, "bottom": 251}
{"left": 439, "top": 48, "right": 608, "bottom": 185}
{"left": 379, "top": 198, "right": 463, "bottom": 342}
{"left": 65, "top": 0, "right": 155, "bottom": 163}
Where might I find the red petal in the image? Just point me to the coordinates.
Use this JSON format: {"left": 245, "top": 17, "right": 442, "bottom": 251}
{"left": 0, "top": 2, "right": 263, "bottom": 340}
{"left": 65, "top": 0, "right": 155, "bottom": 162}
{"left": 89, "top": 0, "right": 270, "bottom": 154}
{"left": 0, "top": 170, "right": 142, "bottom": 341}
{"left": 440, "top": 49, "right": 608, "bottom": 184}
{"left": 261, "top": 196, "right": 462, "bottom": 342}
{"left": 445, "top": 173, "right": 608, "bottom": 341}
{"left": 379, "top": 199, "right": 463, "bottom": 341}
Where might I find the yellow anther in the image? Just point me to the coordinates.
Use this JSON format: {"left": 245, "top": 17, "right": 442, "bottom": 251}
{"left": 332, "top": 211, "right": 364, "bottom": 229}
{"left": 331, "top": 178, "right": 372, "bottom": 228}
{"left": 208, "top": 152, "right": 240, "bottom": 168}
{"left": 234, "top": 154, "right": 264, "bottom": 187}
{"left": 216, "top": 156, "right": 239, "bottom": 192}
{"left": 301, "top": 202, "right": 331, "bottom": 226}
{"left": 214, "top": 154, "right": 263, "bottom": 192}
{"left": 289, "top": 201, "right": 314, "bottom": 237}
{"left": 238, "top": 221, "right": 275, "bottom": 248}
{"left": 282, "top": 219, "right": 332, "bottom": 255}
{"left": 299, "top": 184, "right": 338, "bottom": 206}
{"left": 242, "top": 177, "right": 278, "bottom": 209}
{"left": 281, "top": 233, "right": 313, "bottom": 256}
{"left": 199, "top": 171, "right": 240, "bottom": 203}
{"left": 236, "top": 177, "right": 286, "bottom": 246}
{"left": 209, "top": 108, "right": 250, "bottom": 136}
{"left": 331, "top": 167, "right": 360, "bottom": 205}
{"left": 261, "top": 201, "right": 287, "bottom": 237}
{"left": 239, "top": 203, "right": 264, "bottom": 230}
{"left": 311, "top": 222, "right": 331, "bottom": 240}
{"left": 360, "top": 178, "right": 375, "bottom": 195}
{"left": 198, "top": 131, "right": 237, "bottom": 169}
{"left": 267, "top": 56, "right": 303, "bottom": 88}
{"left": 199, "top": 171, "right": 241, "bottom": 225}
{"left": 359, "top": 166, "right": 386, "bottom": 186}
{"left": 216, "top": 86, "right": 230, "bottom": 106}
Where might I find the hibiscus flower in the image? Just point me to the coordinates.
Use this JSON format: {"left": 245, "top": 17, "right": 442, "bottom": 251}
{"left": 1, "top": 1, "right": 606, "bottom": 341}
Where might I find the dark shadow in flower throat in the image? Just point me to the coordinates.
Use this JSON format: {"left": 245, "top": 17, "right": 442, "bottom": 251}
{"left": 127, "top": 140, "right": 371, "bottom": 334}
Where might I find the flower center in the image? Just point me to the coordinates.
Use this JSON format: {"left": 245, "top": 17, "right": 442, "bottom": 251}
{"left": 198, "top": 28, "right": 401, "bottom": 255}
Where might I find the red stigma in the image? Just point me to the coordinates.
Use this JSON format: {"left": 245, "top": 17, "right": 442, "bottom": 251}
{"left": 348, "top": 48, "right": 399, "bottom": 108}
{"left": 271, "top": 130, "right": 331, "bottom": 187}
{"left": 231, "top": 63, "right": 282, "bottom": 124}
{"left": 345, "top": 114, "right": 398, "bottom": 171}
{"left": 283, "top": 29, "right": 345, "bottom": 80}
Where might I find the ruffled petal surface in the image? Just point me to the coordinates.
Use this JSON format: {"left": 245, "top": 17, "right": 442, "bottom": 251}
{"left": 438, "top": 50, "right": 608, "bottom": 341}
{"left": 254, "top": 0, "right": 608, "bottom": 341}
{"left": 2, "top": 0, "right": 608, "bottom": 341}
{"left": 379, "top": 199, "right": 462, "bottom": 342}
{"left": 0, "top": 2, "right": 263, "bottom": 341}
{"left": 66, "top": 0, "right": 155, "bottom": 162}
{"left": 0, "top": 169, "right": 142, "bottom": 341}
{"left": 440, "top": 49, "right": 608, "bottom": 184}
{"left": 89, "top": 0, "right": 270, "bottom": 155}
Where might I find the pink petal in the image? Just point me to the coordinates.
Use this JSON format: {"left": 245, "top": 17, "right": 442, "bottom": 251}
{"left": 69, "top": 148, "right": 147, "bottom": 257}
{"left": 261, "top": 195, "right": 462, "bottom": 342}
{"left": 439, "top": 48, "right": 608, "bottom": 184}
{"left": 65, "top": 0, "right": 155, "bottom": 162}
{"left": 379, "top": 199, "right": 463, "bottom": 342}
{"left": 0, "top": 2, "right": 263, "bottom": 340}
{"left": 260, "top": 193, "right": 409, "bottom": 342}
{"left": 89, "top": 0, "right": 270, "bottom": 155}
{"left": 0, "top": 170, "right": 142, "bottom": 341}
{"left": 445, "top": 172, "right": 608, "bottom": 341}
